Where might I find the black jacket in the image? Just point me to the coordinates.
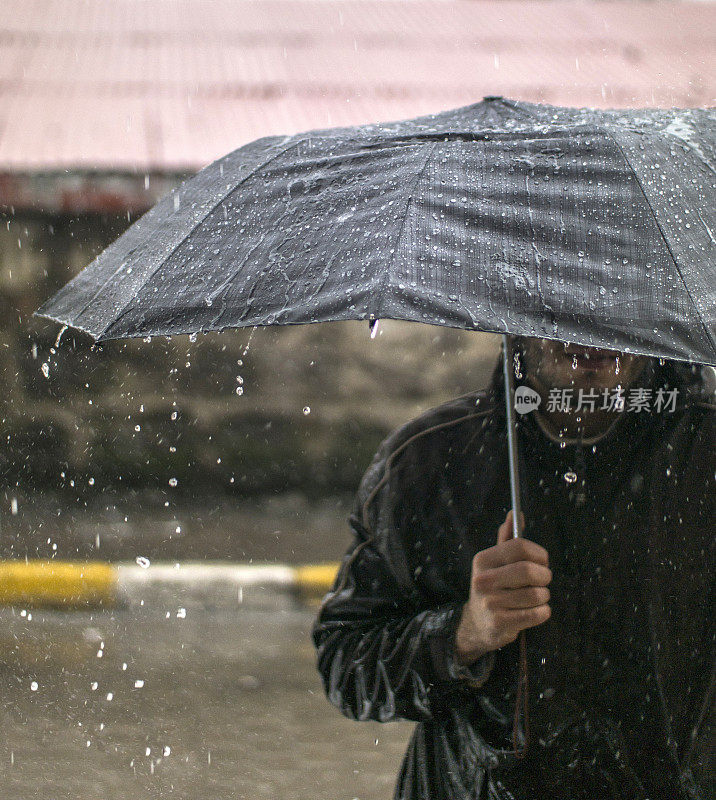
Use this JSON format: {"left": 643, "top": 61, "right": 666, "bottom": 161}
{"left": 312, "top": 355, "right": 715, "bottom": 799}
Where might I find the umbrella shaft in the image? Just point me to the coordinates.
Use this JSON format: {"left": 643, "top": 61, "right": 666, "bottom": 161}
{"left": 501, "top": 334, "right": 523, "bottom": 539}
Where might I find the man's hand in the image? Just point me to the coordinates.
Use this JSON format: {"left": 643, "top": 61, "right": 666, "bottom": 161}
{"left": 454, "top": 509, "right": 552, "bottom": 666}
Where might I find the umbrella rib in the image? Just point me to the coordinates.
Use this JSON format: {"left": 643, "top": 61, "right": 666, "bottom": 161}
{"left": 98, "top": 138, "right": 301, "bottom": 340}
{"left": 379, "top": 141, "right": 439, "bottom": 318}
{"left": 604, "top": 129, "right": 716, "bottom": 362}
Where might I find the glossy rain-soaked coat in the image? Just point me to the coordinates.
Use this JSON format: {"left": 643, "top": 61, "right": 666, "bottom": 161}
{"left": 312, "top": 353, "right": 714, "bottom": 799}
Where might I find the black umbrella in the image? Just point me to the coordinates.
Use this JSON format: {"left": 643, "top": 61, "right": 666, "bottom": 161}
{"left": 35, "top": 94, "right": 716, "bottom": 526}
{"left": 34, "top": 94, "right": 715, "bottom": 755}
{"left": 35, "top": 96, "right": 714, "bottom": 358}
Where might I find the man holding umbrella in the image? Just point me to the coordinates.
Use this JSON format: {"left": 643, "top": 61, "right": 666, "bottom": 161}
{"left": 311, "top": 336, "right": 714, "bottom": 799}
{"left": 34, "top": 96, "right": 715, "bottom": 798}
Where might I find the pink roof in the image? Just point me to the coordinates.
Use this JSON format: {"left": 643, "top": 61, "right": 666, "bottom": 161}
{"left": 0, "top": 0, "right": 714, "bottom": 172}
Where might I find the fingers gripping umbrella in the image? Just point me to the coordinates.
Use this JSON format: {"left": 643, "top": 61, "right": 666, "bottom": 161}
{"left": 35, "top": 96, "right": 716, "bottom": 752}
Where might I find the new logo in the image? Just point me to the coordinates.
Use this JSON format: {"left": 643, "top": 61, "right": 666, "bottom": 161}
{"left": 514, "top": 385, "right": 541, "bottom": 414}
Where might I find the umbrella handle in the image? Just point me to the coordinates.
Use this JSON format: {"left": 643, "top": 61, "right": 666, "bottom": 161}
{"left": 501, "top": 334, "right": 522, "bottom": 539}
{"left": 501, "top": 333, "right": 530, "bottom": 758}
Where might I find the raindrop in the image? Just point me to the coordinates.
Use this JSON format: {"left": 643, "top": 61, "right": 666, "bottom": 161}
{"left": 136, "top": 556, "right": 151, "bottom": 569}
{"left": 134, "top": 680, "right": 145, "bottom": 688}
{"left": 54, "top": 325, "right": 68, "bottom": 348}
{"left": 303, "top": 406, "right": 311, "bottom": 415}
{"left": 564, "top": 471, "right": 578, "bottom": 483}
{"left": 41, "top": 362, "right": 50, "bottom": 379}
{"left": 134, "top": 425, "right": 141, "bottom": 432}
{"left": 168, "top": 477, "right": 178, "bottom": 487}
{"left": 30, "top": 681, "right": 38, "bottom": 692}
{"left": 513, "top": 350, "right": 522, "bottom": 379}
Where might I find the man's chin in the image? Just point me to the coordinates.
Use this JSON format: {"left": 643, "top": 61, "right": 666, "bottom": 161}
{"left": 551, "top": 366, "right": 621, "bottom": 392}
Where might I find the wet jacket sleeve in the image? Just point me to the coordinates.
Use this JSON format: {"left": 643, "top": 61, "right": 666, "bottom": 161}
{"left": 311, "top": 436, "right": 495, "bottom": 723}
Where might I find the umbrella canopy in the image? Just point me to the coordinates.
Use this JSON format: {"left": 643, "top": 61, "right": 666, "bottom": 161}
{"left": 35, "top": 96, "right": 716, "bottom": 366}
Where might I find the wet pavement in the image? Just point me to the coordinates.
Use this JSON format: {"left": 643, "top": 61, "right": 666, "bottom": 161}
{"left": 0, "top": 599, "right": 411, "bottom": 800}
{"left": 0, "top": 491, "right": 354, "bottom": 565}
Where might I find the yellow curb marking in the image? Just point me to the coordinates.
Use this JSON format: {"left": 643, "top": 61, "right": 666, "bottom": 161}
{"left": 0, "top": 561, "right": 117, "bottom": 608}
{"left": 293, "top": 563, "right": 340, "bottom": 597}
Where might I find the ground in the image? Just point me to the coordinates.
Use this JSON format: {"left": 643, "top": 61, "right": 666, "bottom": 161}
{"left": 0, "top": 601, "right": 410, "bottom": 800}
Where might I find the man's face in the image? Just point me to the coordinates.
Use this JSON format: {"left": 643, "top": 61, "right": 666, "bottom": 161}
{"left": 517, "top": 337, "right": 649, "bottom": 395}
